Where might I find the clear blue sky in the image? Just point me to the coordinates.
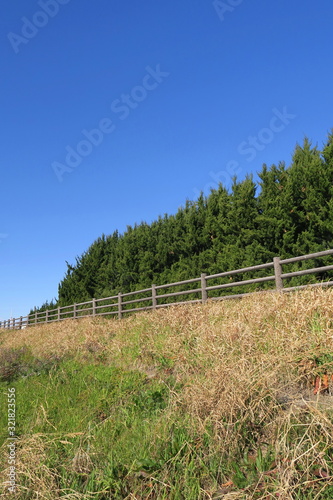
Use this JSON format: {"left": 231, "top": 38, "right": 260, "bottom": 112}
{"left": 1, "top": 0, "right": 333, "bottom": 320}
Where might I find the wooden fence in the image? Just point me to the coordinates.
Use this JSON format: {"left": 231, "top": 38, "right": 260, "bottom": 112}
{"left": 1, "top": 249, "right": 333, "bottom": 330}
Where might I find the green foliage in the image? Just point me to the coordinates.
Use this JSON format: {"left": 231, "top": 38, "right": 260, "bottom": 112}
{"left": 0, "top": 356, "right": 221, "bottom": 499}
{"left": 33, "top": 131, "right": 333, "bottom": 312}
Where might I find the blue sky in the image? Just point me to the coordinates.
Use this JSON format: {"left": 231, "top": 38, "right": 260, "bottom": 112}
{"left": 1, "top": 0, "right": 333, "bottom": 320}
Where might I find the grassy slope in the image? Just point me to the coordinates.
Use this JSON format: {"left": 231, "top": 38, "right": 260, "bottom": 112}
{"left": 1, "top": 288, "right": 333, "bottom": 499}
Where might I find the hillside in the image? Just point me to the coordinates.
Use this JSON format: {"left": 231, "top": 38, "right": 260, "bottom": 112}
{"left": 34, "top": 132, "right": 333, "bottom": 313}
{"left": 2, "top": 288, "right": 333, "bottom": 499}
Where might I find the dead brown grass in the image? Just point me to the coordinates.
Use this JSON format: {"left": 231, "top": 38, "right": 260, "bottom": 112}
{"left": 0, "top": 435, "right": 59, "bottom": 499}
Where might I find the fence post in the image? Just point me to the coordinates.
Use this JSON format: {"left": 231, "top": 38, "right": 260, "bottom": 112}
{"left": 19, "top": 317, "right": 22, "bottom": 329}
{"left": 273, "top": 257, "right": 283, "bottom": 291}
{"left": 12, "top": 318, "right": 15, "bottom": 330}
{"left": 57, "top": 307, "right": 60, "bottom": 321}
{"left": 92, "top": 298, "right": 96, "bottom": 317}
{"left": 152, "top": 284, "right": 157, "bottom": 310}
{"left": 73, "top": 304, "right": 77, "bottom": 319}
{"left": 201, "top": 273, "right": 208, "bottom": 303}
{"left": 35, "top": 310, "right": 38, "bottom": 325}
{"left": 45, "top": 310, "right": 49, "bottom": 324}
{"left": 118, "top": 293, "right": 122, "bottom": 320}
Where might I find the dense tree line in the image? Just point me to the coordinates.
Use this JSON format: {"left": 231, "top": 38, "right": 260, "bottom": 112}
{"left": 33, "top": 132, "right": 333, "bottom": 313}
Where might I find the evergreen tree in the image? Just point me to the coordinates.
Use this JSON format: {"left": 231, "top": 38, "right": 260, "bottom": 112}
{"left": 33, "top": 131, "right": 333, "bottom": 313}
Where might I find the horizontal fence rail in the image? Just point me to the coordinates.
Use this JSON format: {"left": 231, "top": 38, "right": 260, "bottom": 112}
{"left": 1, "top": 249, "right": 333, "bottom": 330}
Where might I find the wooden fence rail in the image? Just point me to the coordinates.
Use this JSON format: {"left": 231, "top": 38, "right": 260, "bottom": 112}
{"left": 1, "top": 249, "right": 333, "bottom": 330}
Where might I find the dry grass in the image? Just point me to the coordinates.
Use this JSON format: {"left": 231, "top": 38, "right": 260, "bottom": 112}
{"left": 0, "top": 435, "right": 59, "bottom": 499}
{"left": 1, "top": 288, "right": 333, "bottom": 498}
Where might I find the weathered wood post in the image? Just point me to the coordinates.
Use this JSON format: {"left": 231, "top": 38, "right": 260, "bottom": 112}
{"left": 273, "top": 257, "right": 283, "bottom": 291}
{"left": 92, "top": 298, "right": 96, "bottom": 317}
{"left": 19, "top": 316, "right": 23, "bottom": 329}
{"left": 201, "top": 273, "right": 208, "bottom": 303}
{"left": 57, "top": 307, "right": 60, "bottom": 321}
{"left": 118, "top": 293, "right": 122, "bottom": 320}
{"left": 73, "top": 304, "right": 77, "bottom": 319}
{"left": 152, "top": 284, "right": 157, "bottom": 310}
{"left": 45, "top": 310, "right": 49, "bottom": 324}
{"left": 35, "top": 310, "right": 38, "bottom": 325}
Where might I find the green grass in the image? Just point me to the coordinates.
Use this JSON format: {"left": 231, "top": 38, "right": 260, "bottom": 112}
{"left": 0, "top": 355, "right": 223, "bottom": 499}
